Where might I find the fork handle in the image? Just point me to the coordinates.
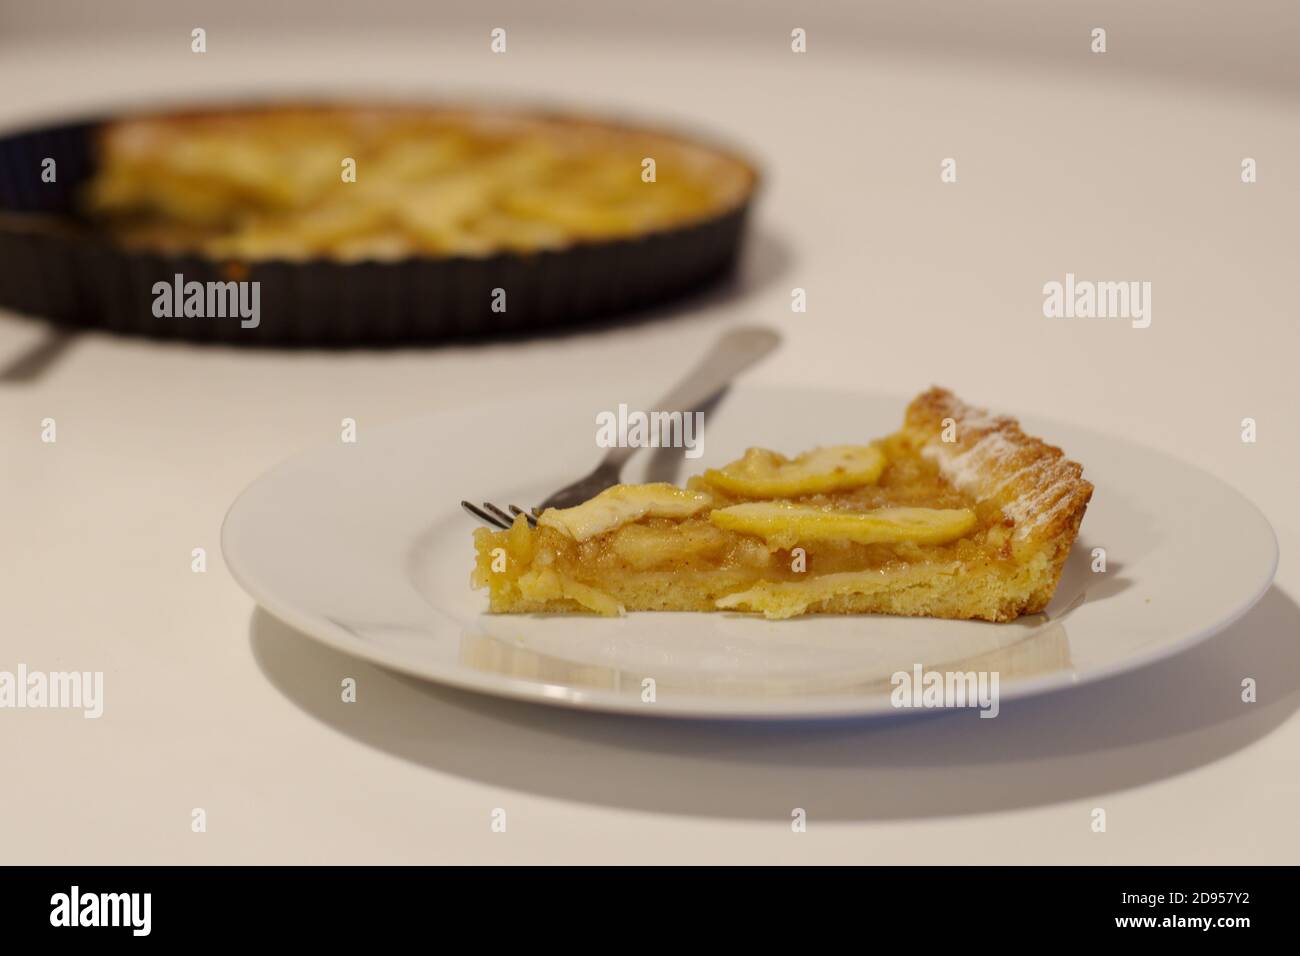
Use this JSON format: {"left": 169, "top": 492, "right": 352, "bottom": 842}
{"left": 598, "top": 326, "right": 781, "bottom": 469}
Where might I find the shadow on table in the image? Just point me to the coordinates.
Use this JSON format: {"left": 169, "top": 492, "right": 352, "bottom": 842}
{"left": 249, "top": 586, "right": 1300, "bottom": 823}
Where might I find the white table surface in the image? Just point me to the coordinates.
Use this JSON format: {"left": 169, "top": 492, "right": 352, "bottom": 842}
{"left": 2, "top": 11, "right": 1298, "bottom": 864}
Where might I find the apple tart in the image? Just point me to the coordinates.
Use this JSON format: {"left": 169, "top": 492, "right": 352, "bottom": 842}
{"left": 0, "top": 103, "right": 757, "bottom": 343}
{"left": 85, "top": 106, "right": 756, "bottom": 261}
{"left": 471, "top": 388, "right": 1093, "bottom": 622}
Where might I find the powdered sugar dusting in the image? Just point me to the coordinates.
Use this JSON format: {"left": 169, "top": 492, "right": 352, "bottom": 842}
{"left": 922, "top": 429, "right": 1079, "bottom": 540}
{"left": 921, "top": 430, "right": 1018, "bottom": 490}
{"left": 1001, "top": 466, "right": 1078, "bottom": 537}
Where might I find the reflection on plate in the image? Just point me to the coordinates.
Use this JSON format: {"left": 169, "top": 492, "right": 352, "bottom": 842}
{"left": 456, "top": 615, "right": 1074, "bottom": 697}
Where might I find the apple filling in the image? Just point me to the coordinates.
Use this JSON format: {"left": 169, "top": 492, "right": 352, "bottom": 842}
{"left": 474, "top": 434, "right": 1019, "bottom": 619}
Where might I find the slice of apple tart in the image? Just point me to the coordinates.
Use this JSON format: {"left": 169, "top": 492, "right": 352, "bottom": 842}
{"left": 471, "top": 388, "right": 1093, "bottom": 622}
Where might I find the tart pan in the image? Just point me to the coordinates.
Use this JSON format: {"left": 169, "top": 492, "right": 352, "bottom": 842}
{"left": 0, "top": 106, "right": 756, "bottom": 346}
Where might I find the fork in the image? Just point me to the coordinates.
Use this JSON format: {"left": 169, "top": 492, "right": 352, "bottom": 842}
{"left": 463, "top": 325, "right": 781, "bottom": 529}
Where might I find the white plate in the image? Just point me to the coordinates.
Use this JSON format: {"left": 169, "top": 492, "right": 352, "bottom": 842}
{"left": 222, "top": 385, "right": 1277, "bottom": 719}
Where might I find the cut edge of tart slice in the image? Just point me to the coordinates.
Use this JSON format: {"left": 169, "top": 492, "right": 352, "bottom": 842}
{"left": 470, "top": 388, "right": 1093, "bottom": 623}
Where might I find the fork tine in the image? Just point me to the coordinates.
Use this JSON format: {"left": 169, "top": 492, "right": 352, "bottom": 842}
{"left": 482, "top": 502, "right": 517, "bottom": 527}
{"left": 461, "top": 500, "right": 511, "bottom": 529}
{"left": 507, "top": 504, "right": 538, "bottom": 527}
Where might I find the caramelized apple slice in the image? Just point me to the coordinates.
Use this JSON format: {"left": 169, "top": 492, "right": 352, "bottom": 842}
{"left": 538, "top": 483, "right": 712, "bottom": 541}
{"left": 710, "top": 501, "right": 977, "bottom": 549}
{"left": 702, "top": 445, "right": 887, "bottom": 498}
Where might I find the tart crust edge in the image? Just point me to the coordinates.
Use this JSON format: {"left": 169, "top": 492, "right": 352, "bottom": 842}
{"left": 903, "top": 386, "right": 1094, "bottom": 614}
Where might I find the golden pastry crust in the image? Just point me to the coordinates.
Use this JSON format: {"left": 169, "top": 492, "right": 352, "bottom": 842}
{"left": 901, "top": 387, "right": 1093, "bottom": 613}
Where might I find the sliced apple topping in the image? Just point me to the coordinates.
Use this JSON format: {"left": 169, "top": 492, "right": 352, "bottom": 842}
{"left": 709, "top": 501, "right": 977, "bottom": 549}
{"left": 537, "top": 483, "right": 712, "bottom": 542}
{"left": 701, "top": 445, "right": 886, "bottom": 498}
